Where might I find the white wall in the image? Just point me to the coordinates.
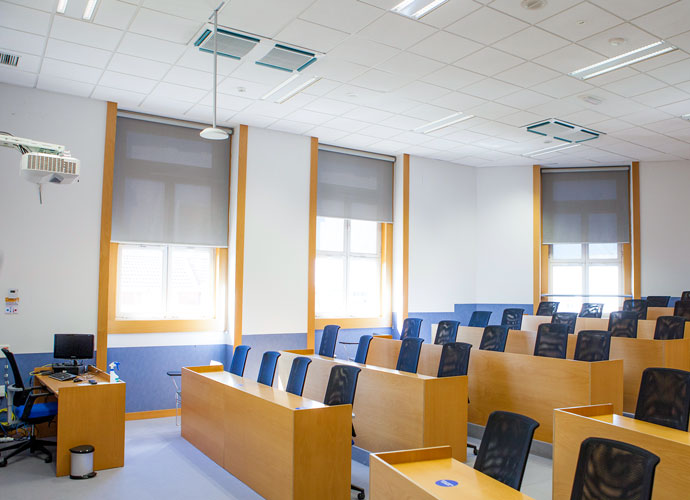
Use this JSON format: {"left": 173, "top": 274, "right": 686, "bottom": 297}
{"left": 639, "top": 161, "right": 690, "bottom": 296}
{"left": 241, "top": 127, "right": 310, "bottom": 334}
{"left": 392, "top": 154, "right": 404, "bottom": 328}
{"left": 408, "top": 156, "right": 476, "bottom": 312}
{"left": 0, "top": 84, "right": 106, "bottom": 353}
{"left": 474, "top": 166, "right": 533, "bottom": 304}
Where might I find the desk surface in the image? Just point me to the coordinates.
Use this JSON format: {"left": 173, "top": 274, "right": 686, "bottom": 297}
{"left": 37, "top": 367, "right": 113, "bottom": 395}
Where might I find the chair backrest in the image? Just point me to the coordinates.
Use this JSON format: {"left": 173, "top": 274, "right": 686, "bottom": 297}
{"left": 579, "top": 302, "right": 603, "bottom": 318}
{"left": 400, "top": 317, "right": 423, "bottom": 340}
{"left": 646, "top": 296, "right": 670, "bottom": 307}
{"left": 479, "top": 326, "right": 509, "bottom": 352}
{"left": 635, "top": 367, "right": 690, "bottom": 431}
{"left": 674, "top": 300, "right": 690, "bottom": 321}
{"left": 609, "top": 310, "right": 639, "bottom": 338}
{"left": 323, "top": 364, "right": 361, "bottom": 406}
{"left": 434, "top": 320, "right": 460, "bottom": 345}
{"left": 682, "top": 291, "right": 690, "bottom": 301}
{"left": 257, "top": 351, "right": 281, "bottom": 386}
{"left": 354, "top": 335, "right": 374, "bottom": 364}
{"left": 654, "top": 316, "right": 686, "bottom": 340}
{"left": 437, "top": 342, "right": 472, "bottom": 377}
{"left": 1, "top": 347, "right": 27, "bottom": 406}
{"left": 474, "top": 410, "right": 539, "bottom": 491}
{"left": 551, "top": 312, "right": 578, "bottom": 334}
{"left": 536, "top": 301, "right": 559, "bottom": 316}
{"left": 569, "top": 437, "right": 660, "bottom": 500}
{"left": 574, "top": 330, "right": 611, "bottom": 362}
{"left": 534, "top": 324, "right": 569, "bottom": 359}
{"left": 396, "top": 337, "right": 424, "bottom": 373}
{"left": 229, "top": 345, "right": 251, "bottom": 376}
{"left": 286, "top": 357, "right": 312, "bottom": 396}
{"left": 318, "top": 324, "right": 340, "bottom": 357}
{"left": 501, "top": 308, "right": 524, "bottom": 330}
{"left": 468, "top": 310, "right": 492, "bottom": 328}
{"left": 623, "top": 299, "right": 648, "bottom": 320}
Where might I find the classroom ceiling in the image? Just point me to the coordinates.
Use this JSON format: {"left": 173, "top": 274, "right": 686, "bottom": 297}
{"left": 1, "top": 0, "right": 690, "bottom": 167}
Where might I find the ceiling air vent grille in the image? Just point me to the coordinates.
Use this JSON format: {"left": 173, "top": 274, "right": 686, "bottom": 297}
{"left": 0, "top": 52, "right": 19, "bottom": 67}
{"left": 526, "top": 119, "right": 603, "bottom": 143}
{"left": 195, "top": 28, "right": 259, "bottom": 60}
{"left": 256, "top": 44, "right": 317, "bottom": 72}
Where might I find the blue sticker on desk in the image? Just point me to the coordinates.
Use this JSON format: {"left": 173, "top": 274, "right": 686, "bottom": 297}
{"left": 294, "top": 406, "right": 307, "bottom": 410}
{"left": 435, "top": 479, "right": 458, "bottom": 487}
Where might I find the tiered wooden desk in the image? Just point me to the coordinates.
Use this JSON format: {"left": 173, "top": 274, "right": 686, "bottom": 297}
{"left": 276, "top": 349, "right": 467, "bottom": 461}
{"left": 553, "top": 404, "right": 690, "bottom": 500}
{"left": 370, "top": 446, "right": 534, "bottom": 500}
{"left": 521, "top": 314, "right": 690, "bottom": 339}
{"left": 648, "top": 307, "right": 674, "bottom": 320}
{"left": 35, "top": 366, "right": 125, "bottom": 477}
{"left": 181, "top": 365, "right": 351, "bottom": 500}
{"left": 366, "top": 337, "right": 622, "bottom": 444}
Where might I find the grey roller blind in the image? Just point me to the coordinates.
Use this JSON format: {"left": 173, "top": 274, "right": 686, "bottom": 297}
{"left": 111, "top": 117, "right": 229, "bottom": 247}
{"left": 317, "top": 149, "right": 393, "bottom": 223}
{"left": 542, "top": 168, "right": 630, "bottom": 244}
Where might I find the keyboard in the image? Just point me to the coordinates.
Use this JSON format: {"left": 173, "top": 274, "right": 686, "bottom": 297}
{"left": 49, "top": 371, "right": 76, "bottom": 381}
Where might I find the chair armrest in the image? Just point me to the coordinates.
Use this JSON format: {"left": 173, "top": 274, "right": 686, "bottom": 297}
{"left": 167, "top": 371, "right": 182, "bottom": 377}
{"left": 21, "top": 389, "right": 53, "bottom": 420}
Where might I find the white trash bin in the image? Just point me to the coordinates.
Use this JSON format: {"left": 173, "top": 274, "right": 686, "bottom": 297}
{"left": 70, "top": 445, "right": 96, "bottom": 479}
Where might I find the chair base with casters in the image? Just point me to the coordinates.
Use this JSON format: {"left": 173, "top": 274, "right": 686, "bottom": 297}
{"left": 0, "top": 425, "right": 56, "bottom": 467}
{"left": 467, "top": 443, "right": 478, "bottom": 455}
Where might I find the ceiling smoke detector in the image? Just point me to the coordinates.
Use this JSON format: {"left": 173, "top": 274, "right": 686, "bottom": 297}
{"left": 609, "top": 37, "right": 626, "bottom": 47}
{"left": 521, "top": 0, "right": 547, "bottom": 10}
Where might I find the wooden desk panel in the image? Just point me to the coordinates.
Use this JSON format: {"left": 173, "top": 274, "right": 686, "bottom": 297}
{"left": 182, "top": 365, "right": 350, "bottom": 500}
{"left": 521, "top": 314, "right": 690, "bottom": 339}
{"left": 276, "top": 350, "right": 467, "bottom": 462}
{"left": 370, "top": 446, "right": 534, "bottom": 500}
{"left": 554, "top": 405, "right": 690, "bottom": 500}
{"left": 648, "top": 307, "right": 674, "bottom": 320}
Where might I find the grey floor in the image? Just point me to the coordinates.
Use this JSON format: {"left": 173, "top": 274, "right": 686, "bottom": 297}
{"left": 1, "top": 419, "right": 551, "bottom": 499}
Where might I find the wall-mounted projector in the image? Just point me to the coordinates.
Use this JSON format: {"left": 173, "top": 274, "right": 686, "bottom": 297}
{"left": 1, "top": 133, "right": 80, "bottom": 184}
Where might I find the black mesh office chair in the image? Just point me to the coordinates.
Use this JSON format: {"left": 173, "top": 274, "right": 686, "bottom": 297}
{"left": 536, "top": 301, "right": 559, "bottom": 316}
{"left": 400, "top": 317, "right": 423, "bottom": 340}
{"left": 634, "top": 367, "right": 690, "bottom": 431}
{"left": 579, "top": 303, "right": 604, "bottom": 318}
{"left": 654, "top": 316, "right": 686, "bottom": 340}
{"left": 501, "top": 308, "right": 524, "bottom": 330}
{"left": 437, "top": 342, "right": 472, "bottom": 377}
{"left": 474, "top": 411, "right": 539, "bottom": 491}
{"left": 609, "top": 311, "right": 639, "bottom": 338}
{"left": 468, "top": 311, "right": 492, "bottom": 328}
{"left": 534, "top": 324, "right": 569, "bottom": 359}
{"left": 318, "top": 324, "right": 340, "bottom": 357}
{"left": 434, "top": 320, "right": 459, "bottom": 345}
{"left": 322, "top": 365, "right": 364, "bottom": 500}
{"left": 624, "top": 299, "right": 649, "bottom": 320}
{"left": 574, "top": 331, "right": 611, "bottom": 362}
{"left": 285, "top": 357, "right": 312, "bottom": 397}
{"left": 552, "top": 312, "right": 578, "bottom": 334}
{"left": 396, "top": 337, "right": 424, "bottom": 374}
{"left": 682, "top": 291, "right": 690, "bottom": 301}
{"left": 256, "top": 351, "right": 280, "bottom": 386}
{"left": 646, "top": 296, "right": 670, "bottom": 307}
{"left": 569, "top": 437, "right": 660, "bottom": 500}
{"left": 674, "top": 300, "right": 690, "bottom": 321}
{"left": 479, "top": 326, "right": 509, "bottom": 352}
{"left": 353, "top": 335, "right": 374, "bottom": 364}
{"left": 229, "top": 345, "right": 251, "bottom": 376}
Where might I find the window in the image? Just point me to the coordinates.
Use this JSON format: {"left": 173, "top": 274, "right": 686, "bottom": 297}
{"left": 315, "top": 217, "right": 381, "bottom": 318}
{"left": 116, "top": 244, "right": 215, "bottom": 320}
{"left": 549, "top": 243, "right": 623, "bottom": 314}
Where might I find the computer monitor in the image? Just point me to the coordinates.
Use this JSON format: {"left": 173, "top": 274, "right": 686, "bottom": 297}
{"left": 53, "top": 334, "right": 94, "bottom": 362}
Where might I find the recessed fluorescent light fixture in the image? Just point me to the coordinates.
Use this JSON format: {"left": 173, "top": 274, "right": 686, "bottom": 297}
{"left": 681, "top": 113, "right": 690, "bottom": 121}
{"left": 57, "top": 0, "right": 68, "bottom": 14}
{"left": 83, "top": 0, "right": 98, "bottom": 20}
{"left": 261, "top": 73, "right": 300, "bottom": 100}
{"left": 391, "top": 0, "right": 449, "bottom": 19}
{"left": 569, "top": 40, "right": 677, "bottom": 80}
{"left": 276, "top": 76, "right": 321, "bottom": 104}
{"left": 526, "top": 143, "right": 580, "bottom": 157}
{"left": 414, "top": 112, "right": 474, "bottom": 134}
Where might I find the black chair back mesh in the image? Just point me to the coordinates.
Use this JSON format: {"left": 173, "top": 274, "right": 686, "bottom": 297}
{"left": 1, "top": 348, "right": 28, "bottom": 406}
{"left": 437, "top": 342, "right": 472, "bottom": 377}
{"left": 682, "top": 291, "right": 690, "bottom": 301}
{"left": 654, "top": 316, "right": 686, "bottom": 340}
{"left": 624, "top": 299, "right": 649, "bottom": 320}
{"left": 469, "top": 310, "right": 492, "bottom": 328}
{"left": 323, "top": 365, "right": 361, "bottom": 406}
{"left": 536, "top": 301, "right": 559, "bottom": 316}
{"left": 479, "top": 326, "right": 509, "bottom": 352}
{"left": 674, "top": 300, "right": 690, "bottom": 321}
{"left": 400, "top": 317, "right": 423, "bottom": 340}
{"left": 318, "top": 324, "right": 340, "bottom": 357}
{"left": 286, "top": 356, "right": 312, "bottom": 396}
{"left": 257, "top": 351, "right": 280, "bottom": 386}
{"left": 574, "top": 330, "right": 611, "bottom": 362}
{"left": 396, "top": 337, "right": 424, "bottom": 373}
{"left": 434, "top": 320, "right": 459, "bottom": 345}
{"left": 646, "top": 296, "right": 670, "bottom": 307}
{"left": 609, "top": 311, "right": 639, "bottom": 338}
{"left": 501, "top": 308, "right": 524, "bottom": 330}
{"left": 579, "top": 303, "right": 604, "bottom": 318}
{"left": 474, "top": 410, "right": 539, "bottom": 491}
{"left": 635, "top": 367, "right": 690, "bottom": 431}
{"left": 534, "top": 324, "right": 569, "bottom": 359}
{"left": 354, "top": 335, "right": 373, "bottom": 364}
{"left": 552, "top": 312, "right": 578, "bottom": 334}
{"left": 569, "top": 437, "right": 660, "bottom": 500}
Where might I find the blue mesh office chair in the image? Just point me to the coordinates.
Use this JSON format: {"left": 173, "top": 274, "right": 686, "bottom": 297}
{"left": 654, "top": 316, "right": 686, "bottom": 340}
{"left": 229, "top": 345, "right": 251, "bottom": 376}
{"left": 285, "top": 357, "right": 312, "bottom": 397}
{"left": 536, "top": 301, "right": 559, "bottom": 316}
{"left": 552, "top": 312, "right": 578, "bottom": 334}
{"left": 623, "top": 299, "right": 649, "bottom": 320}
{"left": 479, "top": 325, "right": 509, "bottom": 352}
{"left": 354, "top": 335, "right": 374, "bottom": 364}
{"left": 434, "top": 320, "right": 460, "bottom": 345}
{"left": 534, "top": 323, "right": 569, "bottom": 359}
{"left": 609, "top": 311, "right": 639, "bottom": 338}
{"left": 400, "top": 317, "right": 423, "bottom": 340}
{"left": 579, "top": 303, "right": 604, "bottom": 318}
{"left": 318, "top": 324, "right": 340, "bottom": 357}
{"left": 501, "top": 308, "right": 524, "bottom": 330}
{"left": 437, "top": 342, "right": 472, "bottom": 377}
{"left": 646, "top": 296, "right": 670, "bottom": 307}
{"left": 468, "top": 311, "right": 492, "bottom": 328}
{"left": 396, "top": 337, "right": 424, "bottom": 374}
{"left": 256, "top": 351, "right": 280, "bottom": 386}
{"left": 574, "top": 331, "right": 611, "bottom": 362}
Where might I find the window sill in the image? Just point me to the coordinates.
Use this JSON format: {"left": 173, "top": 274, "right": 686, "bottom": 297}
{"left": 314, "top": 317, "right": 391, "bottom": 330}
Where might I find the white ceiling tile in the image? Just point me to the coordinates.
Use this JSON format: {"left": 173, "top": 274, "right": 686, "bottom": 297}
{"left": 150, "top": 82, "right": 207, "bottom": 103}
{"left": 416, "top": 1, "right": 482, "bottom": 29}
{"left": 323, "top": 116, "right": 371, "bottom": 132}
{"left": 0, "top": 26, "right": 45, "bottom": 56}
{"left": 301, "top": 78, "right": 342, "bottom": 97}
{"left": 578, "top": 23, "right": 659, "bottom": 58}
{"left": 342, "top": 106, "right": 395, "bottom": 123}
{"left": 620, "top": 107, "right": 674, "bottom": 125}
{"left": 217, "top": 77, "right": 272, "bottom": 100}
{"left": 588, "top": 0, "right": 678, "bottom": 20}
{"left": 338, "top": 133, "right": 381, "bottom": 148}
{"left": 1, "top": 49, "right": 40, "bottom": 73}
{"left": 357, "top": 0, "right": 399, "bottom": 10}
{"left": 533, "top": 45, "right": 603, "bottom": 74}
{"left": 358, "top": 124, "right": 400, "bottom": 139}
{"left": 326, "top": 83, "right": 383, "bottom": 104}
{"left": 423, "top": 137, "right": 463, "bottom": 150}
{"left": 129, "top": 8, "right": 202, "bottom": 44}
{"left": 602, "top": 74, "right": 667, "bottom": 97}
{"left": 304, "top": 97, "right": 358, "bottom": 115}
{"left": 44, "top": 38, "right": 112, "bottom": 69}
{"left": 405, "top": 145, "right": 442, "bottom": 156}
{"left": 228, "top": 111, "right": 279, "bottom": 128}
{"left": 402, "top": 103, "right": 454, "bottom": 121}
{"left": 358, "top": 12, "right": 436, "bottom": 49}
{"left": 463, "top": 78, "right": 521, "bottom": 100}
{"left": 648, "top": 59, "right": 690, "bottom": 85}
{"left": 41, "top": 57, "right": 103, "bottom": 84}
{"left": 229, "top": 61, "right": 296, "bottom": 86}
{"left": 218, "top": 0, "right": 314, "bottom": 39}
{"left": 367, "top": 138, "right": 409, "bottom": 153}
{"left": 537, "top": 3, "right": 623, "bottom": 42}
{"left": 489, "top": 0, "right": 580, "bottom": 23}
{"left": 560, "top": 109, "right": 614, "bottom": 126}
{"left": 495, "top": 110, "right": 544, "bottom": 127}
{"left": 93, "top": 0, "right": 137, "bottom": 30}
{"left": 632, "top": 51, "right": 688, "bottom": 73}
{"left": 92, "top": 86, "right": 146, "bottom": 108}
{"left": 308, "top": 125, "right": 350, "bottom": 142}
{"left": 365, "top": 93, "right": 418, "bottom": 113}
{"left": 657, "top": 99, "right": 690, "bottom": 116}
{"left": 393, "top": 81, "right": 449, "bottom": 102}
{"left": 494, "top": 62, "right": 560, "bottom": 88}
{"left": 276, "top": 19, "right": 349, "bottom": 53}
{"left": 493, "top": 27, "right": 570, "bottom": 60}
{"left": 142, "top": 0, "right": 219, "bottom": 22}
{"left": 390, "top": 130, "right": 434, "bottom": 145}
{"left": 632, "top": 87, "right": 689, "bottom": 107}
{"left": 379, "top": 114, "right": 426, "bottom": 130}
{"left": 530, "top": 98, "right": 585, "bottom": 117}
{"left": 431, "top": 91, "right": 485, "bottom": 111}
{"left": 466, "top": 101, "right": 518, "bottom": 119}
{"left": 676, "top": 80, "right": 690, "bottom": 94}
{"left": 176, "top": 46, "right": 241, "bottom": 75}
{"left": 446, "top": 7, "right": 527, "bottom": 45}
{"left": 197, "top": 91, "right": 253, "bottom": 111}
{"left": 299, "top": 0, "right": 384, "bottom": 34}
{"left": 3, "top": 0, "right": 54, "bottom": 12}
{"left": 240, "top": 100, "right": 295, "bottom": 119}
{"left": 454, "top": 47, "right": 523, "bottom": 76}
{"left": 99, "top": 70, "right": 158, "bottom": 93}
{"left": 36, "top": 74, "right": 94, "bottom": 97}
{"left": 50, "top": 16, "right": 122, "bottom": 50}
{"left": 283, "top": 108, "right": 334, "bottom": 125}
{"left": 0, "top": 2, "right": 51, "bottom": 35}
{"left": 611, "top": 128, "right": 671, "bottom": 147}
{"left": 306, "top": 58, "right": 369, "bottom": 82}
{"left": 326, "top": 35, "right": 399, "bottom": 67}
{"left": 531, "top": 75, "right": 593, "bottom": 99}
{"left": 421, "top": 65, "right": 485, "bottom": 90}
{"left": 117, "top": 32, "right": 187, "bottom": 64}
{"left": 108, "top": 53, "right": 171, "bottom": 80}
{"left": 268, "top": 119, "right": 314, "bottom": 135}
{"left": 642, "top": 118, "right": 690, "bottom": 134}
{"left": 139, "top": 96, "right": 194, "bottom": 115}
{"left": 376, "top": 51, "right": 444, "bottom": 78}
{"left": 669, "top": 31, "right": 690, "bottom": 53}
{"left": 496, "top": 89, "right": 553, "bottom": 109}
{"left": 408, "top": 31, "right": 482, "bottom": 64}
{"left": 0, "top": 66, "right": 37, "bottom": 87}
{"left": 590, "top": 96, "right": 649, "bottom": 118}
{"left": 633, "top": 0, "right": 690, "bottom": 39}
{"left": 350, "top": 69, "right": 407, "bottom": 92}
{"left": 163, "top": 66, "right": 214, "bottom": 90}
